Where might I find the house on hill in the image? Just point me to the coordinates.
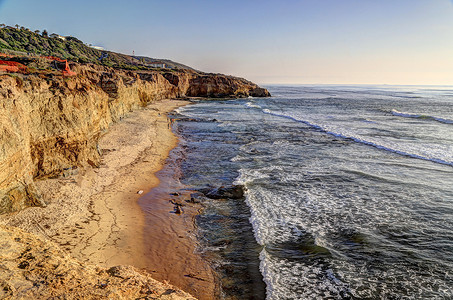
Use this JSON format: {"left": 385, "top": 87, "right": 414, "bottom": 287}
{"left": 147, "top": 61, "right": 166, "bottom": 68}
{"left": 89, "top": 45, "right": 105, "bottom": 51}
{"left": 50, "top": 33, "right": 66, "bottom": 40}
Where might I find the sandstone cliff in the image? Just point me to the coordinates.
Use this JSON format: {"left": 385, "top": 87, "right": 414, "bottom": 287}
{"left": 0, "top": 63, "right": 270, "bottom": 214}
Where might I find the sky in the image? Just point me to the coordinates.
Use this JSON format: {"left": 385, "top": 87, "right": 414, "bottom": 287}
{"left": 0, "top": 0, "right": 452, "bottom": 85}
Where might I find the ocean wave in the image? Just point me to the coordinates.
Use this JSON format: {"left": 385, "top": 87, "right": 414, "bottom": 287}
{"left": 234, "top": 168, "right": 271, "bottom": 186}
{"left": 262, "top": 109, "right": 453, "bottom": 167}
{"left": 391, "top": 109, "right": 453, "bottom": 124}
{"left": 245, "top": 101, "right": 262, "bottom": 109}
{"left": 230, "top": 155, "right": 245, "bottom": 162}
{"left": 174, "top": 107, "right": 184, "bottom": 114}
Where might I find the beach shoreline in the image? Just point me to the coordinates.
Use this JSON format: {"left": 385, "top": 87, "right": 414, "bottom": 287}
{"left": 0, "top": 98, "right": 216, "bottom": 298}
{"left": 139, "top": 154, "right": 220, "bottom": 299}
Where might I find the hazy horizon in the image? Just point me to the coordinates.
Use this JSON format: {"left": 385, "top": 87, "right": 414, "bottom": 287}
{"left": 1, "top": 0, "right": 452, "bottom": 85}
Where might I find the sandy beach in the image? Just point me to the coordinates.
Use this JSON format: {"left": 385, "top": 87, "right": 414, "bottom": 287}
{"left": 0, "top": 99, "right": 216, "bottom": 299}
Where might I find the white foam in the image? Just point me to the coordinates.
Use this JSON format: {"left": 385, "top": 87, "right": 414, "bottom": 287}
{"left": 245, "top": 101, "right": 262, "bottom": 109}
{"left": 174, "top": 107, "right": 183, "bottom": 114}
{"left": 259, "top": 247, "right": 350, "bottom": 299}
{"left": 230, "top": 155, "right": 245, "bottom": 162}
{"left": 391, "top": 109, "right": 420, "bottom": 118}
{"left": 234, "top": 168, "right": 270, "bottom": 187}
{"left": 262, "top": 109, "right": 453, "bottom": 167}
{"left": 218, "top": 121, "right": 233, "bottom": 128}
{"left": 392, "top": 109, "right": 453, "bottom": 124}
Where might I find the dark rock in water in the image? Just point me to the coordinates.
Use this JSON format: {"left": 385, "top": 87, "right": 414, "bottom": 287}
{"left": 198, "top": 185, "right": 245, "bottom": 200}
{"left": 170, "top": 199, "right": 184, "bottom": 207}
{"left": 178, "top": 116, "right": 218, "bottom": 123}
{"left": 190, "top": 192, "right": 205, "bottom": 198}
{"left": 249, "top": 87, "right": 271, "bottom": 97}
{"left": 186, "top": 192, "right": 206, "bottom": 203}
{"left": 185, "top": 197, "right": 200, "bottom": 204}
{"left": 170, "top": 199, "right": 184, "bottom": 214}
{"left": 174, "top": 206, "right": 183, "bottom": 214}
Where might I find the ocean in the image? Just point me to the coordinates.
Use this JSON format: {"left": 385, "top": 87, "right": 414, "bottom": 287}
{"left": 171, "top": 85, "right": 453, "bottom": 299}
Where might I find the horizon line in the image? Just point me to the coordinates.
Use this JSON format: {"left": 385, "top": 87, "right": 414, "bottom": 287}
{"left": 258, "top": 83, "right": 453, "bottom": 87}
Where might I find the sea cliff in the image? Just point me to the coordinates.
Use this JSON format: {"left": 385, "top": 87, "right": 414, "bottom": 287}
{"left": 0, "top": 63, "right": 270, "bottom": 214}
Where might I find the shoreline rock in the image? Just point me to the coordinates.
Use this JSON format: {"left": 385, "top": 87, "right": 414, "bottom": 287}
{"left": 197, "top": 185, "right": 246, "bottom": 200}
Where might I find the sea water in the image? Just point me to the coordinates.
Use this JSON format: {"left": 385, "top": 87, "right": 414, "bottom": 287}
{"left": 173, "top": 85, "right": 453, "bottom": 299}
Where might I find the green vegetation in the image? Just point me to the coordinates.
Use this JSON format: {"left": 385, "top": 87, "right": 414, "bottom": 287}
{"left": 0, "top": 28, "right": 100, "bottom": 62}
{"left": 0, "top": 26, "right": 193, "bottom": 71}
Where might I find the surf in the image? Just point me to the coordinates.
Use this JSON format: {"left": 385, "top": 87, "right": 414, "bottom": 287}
{"left": 261, "top": 108, "right": 453, "bottom": 167}
{"left": 391, "top": 109, "right": 453, "bottom": 124}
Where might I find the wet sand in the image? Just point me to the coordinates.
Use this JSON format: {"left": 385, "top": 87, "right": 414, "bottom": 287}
{"left": 0, "top": 99, "right": 216, "bottom": 299}
{"left": 139, "top": 148, "right": 220, "bottom": 300}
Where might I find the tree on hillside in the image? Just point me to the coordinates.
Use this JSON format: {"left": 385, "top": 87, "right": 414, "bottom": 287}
{"left": 34, "top": 30, "right": 40, "bottom": 34}
{"left": 42, "top": 30, "right": 48, "bottom": 37}
{"left": 14, "top": 24, "right": 19, "bottom": 29}
{"left": 0, "top": 24, "right": 5, "bottom": 28}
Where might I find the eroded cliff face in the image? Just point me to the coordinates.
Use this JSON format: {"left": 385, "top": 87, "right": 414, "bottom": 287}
{"left": 0, "top": 64, "right": 270, "bottom": 213}
{"left": 162, "top": 71, "right": 270, "bottom": 98}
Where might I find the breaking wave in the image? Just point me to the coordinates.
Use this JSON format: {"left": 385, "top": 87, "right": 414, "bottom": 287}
{"left": 391, "top": 109, "right": 453, "bottom": 124}
{"left": 263, "top": 109, "right": 453, "bottom": 167}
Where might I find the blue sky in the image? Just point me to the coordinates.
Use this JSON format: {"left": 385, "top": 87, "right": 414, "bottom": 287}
{"left": 1, "top": 0, "right": 452, "bottom": 84}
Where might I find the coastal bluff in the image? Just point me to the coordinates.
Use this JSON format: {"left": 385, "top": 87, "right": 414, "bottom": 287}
{"left": 0, "top": 64, "right": 270, "bottom": 214}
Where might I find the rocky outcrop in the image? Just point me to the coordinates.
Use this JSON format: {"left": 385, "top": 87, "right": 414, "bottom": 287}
{"left": 161, "top": 71, "right": 271, "bottom": 98}
{"left": 0, "top": 225, "right": 195, "bottom": 299}
{"left": 184, "top": 74, "right": 271, "bottom": 98}
{"left": 197, "top": 185, "right": 246, "bottom": 200}
{"left": 0, "top": 64, "right": 270, "bottom": 214}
